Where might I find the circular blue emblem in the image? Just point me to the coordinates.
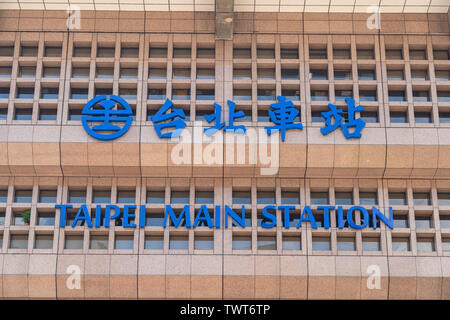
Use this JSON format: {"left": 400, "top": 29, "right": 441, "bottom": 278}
{"left": 81, "top": 95, "right": 133, "bottom": 141}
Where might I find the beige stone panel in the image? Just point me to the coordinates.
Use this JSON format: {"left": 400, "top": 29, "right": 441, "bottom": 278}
{"left": 0, "top": 143, "right": 10, "bottom": 175}
{"left": 33, "top": 142, "right": 62, "bottom": 176}
{"left": 190, "top": 275, "right": 222, "bottom": 299}
{"left": 437, "top": 146, "right": 450, "bottom": 178}
{"left": 110, "top": 275, "right": 137, "bottom": 299}
{"left": 138, "top": 275, "right": 166, "bottom": 299}
{"left": 8, "top": 142, "right": 36, "bottom": 176}
{"left": 0, "top": 18, "right": 19, "bottom": 31}
{"left": 308, "top": 276, "right": 336, "bottom": 299}
{"left": 360, "top": 277, "right": 389, "bottom": 300}
{"left": 141, "top": 144, "right": 168, "bottom": 177}
{"left": 232, "top": 178, "right": 252, "bottom": 187}
{"left": 224, "top": 143, "right": 255, "bottom": 177}
{"left": 3, "top": 275, "right": 28, "bottom": 298}
{"left": 415, "top": 257, "right": 443, "bottom": 299}
{"left": 280, "top": 179, "right": 300, "bottom": 188}
{"left": 358, "top": 145, "right": 386, "bottom": 177}
{"left": 389, "top": 277, "right": 417, "bottom": 299}
{"left": 336, "top": 277, "right": 360, "bottom": 299}
{"left": 84, "top": 275, "right": 110, "bottom": 299}
{"left": 279, "top": 276, "right": 307, "bottom": 299}
{"left": 87, "top": 142, "right": 114, "bottom": 176}
{"left": 223, "top": 276, "right": 254, "bottom": 299}
{"left": 279, "top": 144, "right": 306, "bottom": 176}
{"left": 442, "top": 278, "right": 450, "bottom": 300}
{"left": 385, "top": 145, "right": 413, "bottom": 177}
{"left": 56, "top": 275, "right": 85, "bottom": 299}
{"left": 255, "top": 276, "right": 280, "bottom": 299}
{"left": 416, "top": 277, "right": 442, "bottom": 300}
{"left": 333, "top": 145, "right": 359, "bottom": 177}
{"left": 193, "top": 165, "right": 223, "bottom": 177}
{"left": 306, "top": 145, "right": 334, "bottom": 177}
{"left": 166, "top": 275, "right": 190, "bottom": 299}
{"left": 411, "top": 146, "right": 438, "bottom": 178}
{"left": 113, "top": 143, "right": 140, "bottom": 176}
{"left": 167, "top": 143, "right": 193, "bottom": 177}
{"left": 61, "top": 143, "right": 89, "bottom": 176}
{"left": 28, "top": 275, "right": 56, "bottom": 299}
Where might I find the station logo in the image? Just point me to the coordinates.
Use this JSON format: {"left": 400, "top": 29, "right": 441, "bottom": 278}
{"left": 81, "top": 95, "right": 133, "bottom": 141}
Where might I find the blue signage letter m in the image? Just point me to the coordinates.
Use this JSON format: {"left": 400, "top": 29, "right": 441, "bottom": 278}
{"left": 164, "top": 205, "right": 191, "bottom": 228}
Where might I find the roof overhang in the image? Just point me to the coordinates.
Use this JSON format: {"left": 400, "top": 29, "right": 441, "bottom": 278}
{"left": 1, "top": 0, "right": 449, "bottom": 13}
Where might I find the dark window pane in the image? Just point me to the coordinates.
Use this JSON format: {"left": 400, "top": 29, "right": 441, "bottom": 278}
{"left": 357, "top": 49, "right": 374, "bottom": 59}
{"left": 45, "top": 46, "right": 62, "bottom": 57}
{"left": 14, "top": 108, "right": 32, "bottom": 120}
{"left": 232, "top": 190, "right": 251, "bottom": 204}
{"left": 10, "top": 235, "right": 28, "bottom": 249}
{"left": 197, "top": 48, "right": 215, "bottom": 59}
{"left": 310, "top": 69, "right": 328, "bottom": 80}
{"left": 146, "top": 190, "right": 165, "bottom": 204}
{"left": 73, "top": 46, "right": 91, "bottom": 57}
{"left": 233, "top": 48, "right": 251, "bottom": 59}
{"left": 0, "top": 46, "right": 14, "bottom": 56}
{"left": 149, "top": 47, "right": 167, "bottom": 58}
{"left": 312, "top": 237, "right": 330, "bottom": 250}
{"left": 257, "top": 48, "right": 275, "bottom": 59}
{"left": 281, "top": 191, "right": 300, "bottom": 205}
{"left": 37, "top": 212, "right": 55, "bottom": 226}
{"left": 392, "top": 237, "right": 410, "bottom": 251}
{"left": 358, "top": 69, "right": 376, "bottom": 80}
{"left": 309, "top": 48, "right": 327, "bottom": 59}
{"left": 195, "top": 191, "right": 214, "bottom": 204}
{"left": 232, "top": 235, "right": 251, "bottom": 250}
{"left": 68, "top": 190, "right": 86, "bottom": 203}
{"left": 389, "top": 192, "right": 407, "bottom": 205}
{"left": 145, "top": 235, "right": 164, "bottom": 250}
{"left": 14, "top": 190, "right": 32, "bottom": 202}
{"left": 387, "top": 69, "right": 404, "bottom": 80}
{"left": 115, "top": 235, "right": 134, "bottom": 249}
{"left": 311, "top": 192, "right": 328, "bottom": 205}
{"left": 333, "top": 49, "right": 351, "bottom": 59}
{"left": 41, "top": 87, "right": 59, "bottom": 99}
{"left": 64, "top": 235, "right": 83, "bottom": 249}
{"left": 257, "top": 235, "right": 276, "bottom": 250}
{"left": 16, "top": 87, "right": 34, "bottom": 99}
{"left": 169, "top": 235, "right": 188, "bottom": 250}
{"left": 117, "top": 190, "right": 135, "bottom": 203}
{"left": 171, "top": 190, "right": 189, "bottom": 204}
{"left": 121, "top": 47, "right": 139, "bottom": 58}
{"left": 39, "top": 190, "right": 56, "bottom": 203}
{"left": 173, "top": 48, "right": 191, "bottom": 58}
{"left": 410, "top": 50, "right": 426, "bottom": 60}
{"left": 390, "top": 111, "right": 408, "bottom": 123}
{"left": 280, "top": 48, "right": 298, "bottom": 59}
{"left": 97, "top": 47, "right": 115, "bottom": 57}
{"left": 194, "top": 236, "right": 214, "bottom": 250}
{"left": 386, "top": 49, "right": 403, "bottom": 60}
{"left": 393, "top": 214, "right": 409, "bottom": 228}
{"left": 20, "top": 46, "right": 38, "bottom": 57}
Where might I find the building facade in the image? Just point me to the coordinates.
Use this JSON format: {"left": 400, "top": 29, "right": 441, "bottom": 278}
{"left": 0, "top": 1, "right": 449, "bottom": 299}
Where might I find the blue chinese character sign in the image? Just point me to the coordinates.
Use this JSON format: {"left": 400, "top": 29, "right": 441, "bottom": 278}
{"left": 150, "top": 98, "right": 187, "bottom": 138}
{"left": 265, "top": 96, "right": 303, "bottom": 142}
{"left": 81, "top": 95, "right": 133, "bottom": 141}
{"left": 321, "top": 97, "right": 365, "bottom": 139}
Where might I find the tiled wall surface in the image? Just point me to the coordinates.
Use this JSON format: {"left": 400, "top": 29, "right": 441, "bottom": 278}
{"left": 0, "top": 176, "right": 447, "bottom": 299}
{"left": 0, "top": 10, "right": 448, "bottom": 299}
{"left": 0, "top": 12, "right": 449, "bottom": 178}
